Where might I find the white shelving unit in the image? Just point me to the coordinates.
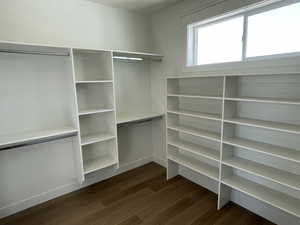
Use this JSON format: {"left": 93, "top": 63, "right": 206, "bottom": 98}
{"left": 166, "top": 74, "right": 300, "bottom": 219}
{"left": 72, "top": 49, "right": 119, "bottom": 176}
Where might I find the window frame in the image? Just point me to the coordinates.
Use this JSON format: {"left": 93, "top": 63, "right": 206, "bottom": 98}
{"left": 187, "top": 0, "right": 300, "bottom": 66}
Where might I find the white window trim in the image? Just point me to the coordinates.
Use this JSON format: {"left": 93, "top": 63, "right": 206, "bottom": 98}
{"left": 187, "top": 0, "right": 300, "bottom": 67}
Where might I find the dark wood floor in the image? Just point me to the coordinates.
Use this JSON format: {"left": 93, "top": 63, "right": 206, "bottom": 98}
{"left": 0, "top": 163, "right": 275, "bottom": 225}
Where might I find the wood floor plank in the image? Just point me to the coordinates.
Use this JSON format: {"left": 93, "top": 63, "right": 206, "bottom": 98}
{"left": 0, "top": 163, "right": 276, "bottom": 225}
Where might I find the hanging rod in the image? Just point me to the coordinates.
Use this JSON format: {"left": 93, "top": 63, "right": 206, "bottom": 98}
{"left": 0, "top": 130, "right": 78, "bottom": 151}
{"left": 0, "top": 49, "right": 70, "bottom": 56}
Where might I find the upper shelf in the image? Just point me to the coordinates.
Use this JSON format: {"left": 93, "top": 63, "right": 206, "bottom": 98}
{"left": 113, "top": 51, "right": 163, "bottom": 61}
{"left": 0, "top": 128, "right": 78, "bottom": 151}
{"left": 117, "top": 112, "right": 164, "bottom": 125}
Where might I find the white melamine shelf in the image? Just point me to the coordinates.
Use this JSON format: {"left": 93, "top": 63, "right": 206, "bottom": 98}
{"left": 223, "top": 137, "right": 300, "bottom": 163}
{"left": 78, "top": 108, "right": 114, "bottom": 116}
{"left": 81, "top": 133, "right": 115, "bottom": 146}
{"left": 117, "top": 112, "right": 164, "bottom": 125}
{"left": 168, "top": 140, "right": 219, "bottom": 162}
{"left": 0, "top": 128, "right": 78, "bottom": 150}
{"left": 76, "top": 80, "right": 113, "bottom": 84}
{"left": 224, "top": 117, "right": 300, "bottom": 135}
{"left": 222, "top": 175, "right": 300, "bottom": 218}
{"left": 168, "top": 94, "right": 223, "bottom": 100}
{"left": 168, "top": 152, "right": 219, "bottom": 181}
{"left": 225, "top": 97, "right": 300, "bottom": 105}
{"left": 223, "top": 157, "right": 300, "bottom": 191}
{"left": 167, "top": 110, "right": 221, "bottom": 121}
{"left": 83, "top": 157, "right": 117, "bottom": 174}
{"left": 167, "top": 125, "right": 221, "bottom": 142}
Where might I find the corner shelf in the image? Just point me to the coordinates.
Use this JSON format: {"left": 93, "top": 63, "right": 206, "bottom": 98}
{"left": 167, "top": 110, "right": 221, "bottom": 121}
{"left": 222, "top": 175, "right": 300, "bottom": 218}
{"left": 167, "top": 125, "right": 221, "bottom": 142}
{"left": 168, "top": 151, "right": 219, "bottom": 181}
{"left": 78, "top": 108, "right": 114, "bottom": 116}
{"left": 117, "top": 112, "right": 163, "bottom": 125}
{"left": 224, "top": 117, "right": 300, "bottom": 135}
{"left": 0, "top": 128, "right": 78, "bottom": 150}
{"left": 83, "top": 157, "right": 117, "bottom": 174}
{"left": 223, "top": 137, "right": 300, "bottom": 163}
{"left": 223, "top": 157, "right": 300, "bottom": 191}
{"left": 168, "top": 140, "right": 220, "bottom": 162}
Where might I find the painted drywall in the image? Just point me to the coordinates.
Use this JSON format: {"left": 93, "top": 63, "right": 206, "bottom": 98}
{"left": 149, "top": 0, "right": 300, "bottom": 224}
{"left": 0, "top": 0, "right": 152, "bottom": 52}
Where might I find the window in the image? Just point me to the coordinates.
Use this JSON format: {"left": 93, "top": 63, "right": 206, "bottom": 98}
{"left": 188, "top": 0, "right": 300, "bottom": 66}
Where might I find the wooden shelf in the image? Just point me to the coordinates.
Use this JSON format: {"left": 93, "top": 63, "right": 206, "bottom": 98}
{"left": 168, "top": 94, "right": 223, "bottom": 100}
{"left": 222, "top": 175, "right": 300, "bottom": 218}
{"left": 223, "top": 157, "right": 300, "bottom": 191}
{"left": 83, "top": 156, "right": 117, "bottom": 174}
{"left": 223, "top": 137, "right": 300, "bottom": 163}
{"left": 0, "top": 128, "right": 78, "bottom": 150}
{"left": 167, "top": 125, "right": 221, "bottom": 142}
{"left": 224, "top": 117, "right": 300, "bottom": 134}
{"left": 81, "top": 133, "right": 115, "bottom": 146}
{"left": 167, "top": 110, "right": 221, "bottom": 121}
{"left": 117, "top": 112, "right": 163, "bottom": 125}
{"left": 168, "top": 139, "right": 219, "bottom": 162}
{"left": 168, "top": 152, "right": 219, "bottom": 181}
{"left": 225, "top": 97, "right": 300, "bottom": 105}
{"left": 78, "top": 108, "right": 114, "bottom": 116}
{"left": 76, "top": 80, "right": 113, "bottom": 84}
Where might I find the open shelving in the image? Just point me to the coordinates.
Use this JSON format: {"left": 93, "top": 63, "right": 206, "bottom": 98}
{"left": 72, "top": 49, "right": 118, "bottom": 176}
{"left": 166, "top": 73, "right": 300, "bottom": 219}
{"left": 117, "top": 112, "right": 164, "bottom": 125}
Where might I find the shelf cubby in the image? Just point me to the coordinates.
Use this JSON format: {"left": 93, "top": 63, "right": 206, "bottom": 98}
{"left": 167, "top": 76, "right": 224, "bottom": 100}
{"left": 82, "top": 139, "right": 118, "bottom": 174}
{"left": 168, "top": 145, "right": 219, "bottom": 181}
{"left": 73, "top": 49, "right": 113, "bottom": 81}
{"left": 167, "top": 97, "right": 222, "bottom": 121}
{"left": 77, "top": 82, "right": 115, "bottom": 114}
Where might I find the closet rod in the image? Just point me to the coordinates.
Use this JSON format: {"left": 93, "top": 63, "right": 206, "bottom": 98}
{"left": 0, "top": 131, "right": 78, "bottom": 151}
{"left": 0, "top": 49, "right": 70, "bottom": 56}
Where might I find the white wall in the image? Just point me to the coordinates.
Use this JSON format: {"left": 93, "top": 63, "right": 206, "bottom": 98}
{"left": 150, "top": 0, "right": 300, "bottom": 224}
{"left": 0, "top": 0, "right": 155, "bottom": 219}
{"left": 0, "top": 0, "right": 152, "bottom": 52}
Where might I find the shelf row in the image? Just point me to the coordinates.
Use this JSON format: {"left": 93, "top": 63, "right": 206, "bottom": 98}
{"left": 167, "top": 147, "right": 300, "bottom": 218}
{"left": 168, "top": 94, "right": 300, "bottom": 105}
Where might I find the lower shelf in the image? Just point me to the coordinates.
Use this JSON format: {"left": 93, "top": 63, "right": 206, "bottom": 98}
{"left": 117, "top": 112, "right": 163, "bottom": 125}
{"left": 222, "top": 175, "right": 300, "bottom": 218}
{"left": 168, "top": 151, "right": 219, "bottom": 181}
{"left": 81, "top": 133, "right": 115, "bottom": 146}
{"left": 83, "top": 157, "right": 117, "bottom": 174}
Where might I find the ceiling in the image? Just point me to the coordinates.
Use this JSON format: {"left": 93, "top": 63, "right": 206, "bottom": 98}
{"left": 89, "top": 0, "right": 182, "bottom": 13}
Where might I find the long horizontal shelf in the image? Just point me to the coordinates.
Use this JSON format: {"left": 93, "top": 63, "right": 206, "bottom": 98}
{"left": 76, "top": 80, "right": 113, "bottom": 84}
{"left": 81, "top": 133, "right": 115, "bottom": 146}
{"left": 117, "top": 112, "right": 164, "bottom": 125}
{"left": 78, "top": 108, "right": 114, "bottom": 116}
{"left": 167, "top": 124, "right": 221, "bottom": 142}
{"left": 167, "top": 110, "right": 221, "bottom": 121}
{"left": 223, "top": 137, "right": 300, "bottom": 163}
{"left": 0, "top": 128, "right": 78, "bottom": 150}
{"left": 223, "top": 157, "right": 300, "bottom": 191}
{"left": 113, "top": 50, "right": 163, "bottom": 61}
{"left": 224, "top": 117, "right": 300, "bottom": 135}
{"left": 168, "top": 152, "right": 219, "bottom": 181}
{"left": 222, "top": 175, "right": 300, "bottom": 218}
{"left": 168, "top": 139, "right": 219, "bottom": 162}
{"left": 83, "top": 157, "right": 117, "bottom": 174}
{"left": 225, "top": 97, "right": 300, "bottom": 105}
{"left": 168, "top": 94, "right": 223, "bottom": 100}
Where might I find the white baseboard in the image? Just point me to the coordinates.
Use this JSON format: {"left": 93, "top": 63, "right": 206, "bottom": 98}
{"left": 0, "top": 156, "right": 153, "bottom": 219}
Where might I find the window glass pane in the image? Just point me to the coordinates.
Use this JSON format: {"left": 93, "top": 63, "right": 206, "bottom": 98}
{"left": 247, "top": 2, "right": 300, "bottom": 57}
{"left": 197, "top": 16, "right": 243, "bottom": 65}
